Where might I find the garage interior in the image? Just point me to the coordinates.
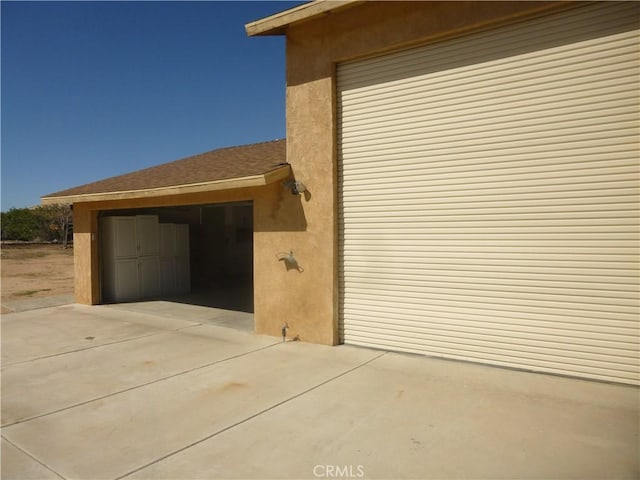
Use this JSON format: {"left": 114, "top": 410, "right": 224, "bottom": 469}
{"left": 99, "top": 201, "right": 254, "bottom": 314}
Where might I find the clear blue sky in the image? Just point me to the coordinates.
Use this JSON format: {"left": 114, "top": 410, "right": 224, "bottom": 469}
{"left": 1, "top": 1, "right": 302, "bottom": 210}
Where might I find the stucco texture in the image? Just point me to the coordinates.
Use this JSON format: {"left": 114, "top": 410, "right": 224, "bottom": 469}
{"left": 282, "top": 0, "right": 567, "bottom": 345}
{"left": 73, "top": 1, "right": 569, "bottom": 345}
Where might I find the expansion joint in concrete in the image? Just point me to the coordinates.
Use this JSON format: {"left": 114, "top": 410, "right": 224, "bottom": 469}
{"left": 115, "top": 350, "right": 387, "bottom": 480}
{"left": 1, "top": 434, "right": 67, "bottom": 480}
{"left": 1, "top": 340, "right": 281, "bottom": 429}
{"left": 1, "top": 324, "right": 202, "bottom": 368}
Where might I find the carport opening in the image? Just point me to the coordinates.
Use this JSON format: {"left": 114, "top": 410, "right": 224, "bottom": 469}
{"left": 98, "top": 201, "right": 254, "bottom": 317}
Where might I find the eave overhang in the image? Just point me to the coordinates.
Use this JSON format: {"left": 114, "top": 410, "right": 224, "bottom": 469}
{"left": 41, "top": 164, "right": 291, "bottom": 205}
{"left": 245, "top": 0, "right": 362, "bottom": 36}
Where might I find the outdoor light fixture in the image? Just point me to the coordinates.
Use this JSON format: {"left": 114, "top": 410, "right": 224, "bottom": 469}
{"left": 283, "top": 180, "right": 306, "bottom": 195}
{"left": 277, "top": 250, "right": 304, "bottom": 272}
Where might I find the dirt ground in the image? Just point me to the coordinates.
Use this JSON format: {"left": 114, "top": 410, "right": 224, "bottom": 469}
{"left": 1, "top": 244, "right": 74, "bottom": 312}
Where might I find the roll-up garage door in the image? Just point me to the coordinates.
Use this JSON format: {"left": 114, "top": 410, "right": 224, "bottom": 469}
{"left": 337, "top": 2, "right": 639, "bottom": 385}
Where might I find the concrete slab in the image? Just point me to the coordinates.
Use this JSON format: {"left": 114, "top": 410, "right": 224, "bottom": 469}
{"left": 125, "top": 351, "right": 640, "bottom": 480}
{"left": 3, "top": 342, "right": 379, "bottom": 479}
{"left": 2, "top": 324, "right": 277, "bottom": 426}
{"left": 105, "top": 300, "right": 254, "bottom": 331}
{"left": 1, "top": 304, "right": 197, "bottom": 365}
{"left": 1, "top": 294, "right": 74, "bottom": 314}
{"left": 2, "top": 304, "right": 638, "bottom": 480}
{"left": 1, "top": 437, "right": 62, "bottom": 480}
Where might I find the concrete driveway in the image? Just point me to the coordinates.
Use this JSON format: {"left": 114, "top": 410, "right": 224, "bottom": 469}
{"left": 1, "top": 302, "right": 638, "bottom": 480}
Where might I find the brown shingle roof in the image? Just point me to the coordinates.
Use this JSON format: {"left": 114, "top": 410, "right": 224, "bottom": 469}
{"left": 42, "top": 139, "right": 288, "bottom": 203}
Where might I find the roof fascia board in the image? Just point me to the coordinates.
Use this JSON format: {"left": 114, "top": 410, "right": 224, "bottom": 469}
{"left": 246, "top": 0, "right": 361, "bottom": 36}
{"left": 41, "top": 165, "right": 291, "bottom": 205}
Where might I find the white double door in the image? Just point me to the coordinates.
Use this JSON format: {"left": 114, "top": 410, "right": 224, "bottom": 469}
{"left": 109, "top": 215, "right": 161, "bottom": 302}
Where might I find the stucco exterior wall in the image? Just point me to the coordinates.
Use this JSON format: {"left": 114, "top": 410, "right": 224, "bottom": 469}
{"left": 75, "top": 1, "right": 572, "bottom": 346}
{"left": 73, "top": 205, "right": 99, "bottom": 305}
{"left": 283, "top": 1, "right": 568, "bottom": 345}
{"left": 73, "top": 181, "right": 309, "bottom": 340}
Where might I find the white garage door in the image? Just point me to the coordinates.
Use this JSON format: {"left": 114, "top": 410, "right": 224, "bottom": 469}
{"left": 338, "top": 2, "right": 639, "bottom": 385}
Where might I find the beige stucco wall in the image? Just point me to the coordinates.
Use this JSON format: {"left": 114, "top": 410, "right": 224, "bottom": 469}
{"left": 74, "top": 1, "right": 572, "bottom": 345}
{"left": 282, "top": 1, "right": 569, "bottom": 345}
{"left": 73, "top": 181, "right": 309, "bottom": 340}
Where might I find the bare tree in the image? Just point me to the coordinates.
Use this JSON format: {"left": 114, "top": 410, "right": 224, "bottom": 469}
{"left": 34, "top": 204, "right": 73, "bottom": 247}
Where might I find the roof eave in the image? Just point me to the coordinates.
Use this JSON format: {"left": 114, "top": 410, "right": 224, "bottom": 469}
{"left": 245, "top": 0, "right": 362, "bottom": 36}
{"left": 41, "top": 165, "right": 291, "bottom": 206}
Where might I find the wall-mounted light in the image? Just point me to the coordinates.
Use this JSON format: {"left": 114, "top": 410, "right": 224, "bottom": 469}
{"left": 277, "top": 250, "right": 304, "bottom": 272}
{"left": 283, "top": 180, "right": 306, "bottom": 195}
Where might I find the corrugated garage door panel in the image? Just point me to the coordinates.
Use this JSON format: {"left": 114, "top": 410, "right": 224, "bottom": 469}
{"left": 338, "top": 2, "right": 639, "bottom": 384}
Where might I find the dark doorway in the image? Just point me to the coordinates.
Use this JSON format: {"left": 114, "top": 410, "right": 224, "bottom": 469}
{"left": 99, "top": 201, "right": 253, "bottom": 313}
{"left": 189, "top": 203, "right": 253, "bottom": 312}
